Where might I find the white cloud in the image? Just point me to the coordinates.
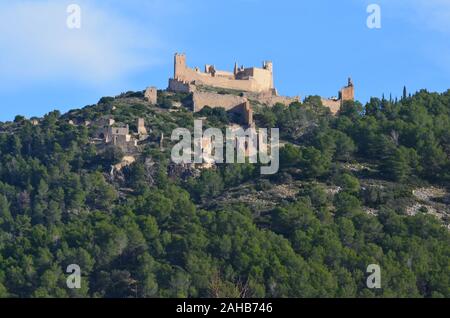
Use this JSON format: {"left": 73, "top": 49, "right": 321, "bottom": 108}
{"left": 0, "top": 0, "right": 163, "bottom": 88}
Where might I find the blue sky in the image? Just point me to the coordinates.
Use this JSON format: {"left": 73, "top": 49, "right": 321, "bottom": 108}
{"left": 0, "top": 0, "right": 449, "bottom": 121}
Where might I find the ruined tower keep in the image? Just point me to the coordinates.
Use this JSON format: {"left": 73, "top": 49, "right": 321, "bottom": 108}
{"left": 137, "top": 118, "right": 147, "bottom": 136}
{"left": 321, "top": 77, "right": 355, "bottom": 115}
{"left": 339, "top": 78, "right": 355, "bottom": 102}
{"left": 144, "top": 86, "right": 158, "bottom": 104}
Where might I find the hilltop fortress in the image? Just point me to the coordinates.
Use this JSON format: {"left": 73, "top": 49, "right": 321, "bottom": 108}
{"left": 167, "top": 53, "right": 305, "bottom": 124}
{"left": 166, "top": 53, "right": 354, "bottom": 119}
{"left": 169, "top": 53, "right": 274, "bottom": 93}
{"left": 60, "top": 53, "right": 356, "bottom": 172}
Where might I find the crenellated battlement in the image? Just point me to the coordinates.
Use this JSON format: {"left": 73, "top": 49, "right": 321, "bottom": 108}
{"left": 171, "top": 53, "right": 274, "bottom": 93}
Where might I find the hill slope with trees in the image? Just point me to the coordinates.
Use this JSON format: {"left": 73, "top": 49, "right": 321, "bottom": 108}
{"left": 0, "top": 88, "right": 449, "bottom": 298}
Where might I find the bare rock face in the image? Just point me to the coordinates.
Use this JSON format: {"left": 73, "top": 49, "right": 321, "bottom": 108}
{"left": 142, "top": 157, "right": 158, "bottom": 186}
{"left": 168, "top": 162, "right": 201, "bottom": 180}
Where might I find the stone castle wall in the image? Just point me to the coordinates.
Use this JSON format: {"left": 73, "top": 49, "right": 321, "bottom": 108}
{"left": 172, "top": 53, "right": 273, "bottom": 93}
{"left": 192, "top": 91, "right": 248, "bottom": 112}
{"left": 168, "top": 79, "right": 193, "bottom": 93}
{"left": 192, "top": 92, "right": 253, "bottom": 125}
{"left": 245, "top": 90, "right": 300, "bottom": 107}
{"left": 321, "top": 98, "right": 341, "bottom": 115}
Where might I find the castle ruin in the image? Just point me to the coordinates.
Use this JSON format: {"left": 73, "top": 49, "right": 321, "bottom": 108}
{"left": 321, "top": 78, "right": 355, "bottom": 114}
{"left": 165, "top": 53, "right": 355, "bottom": 121}
{"left": 96, "top": 117, "right": 149, "bottom": 152}
{"left": 144, "top": 86, "right": 158, "bottom": 104}
{"left": 169, "top": 53, "right": 274, "bottom": 93}
{"left": 168, "top": 53, "right": 301, "bottom": 125}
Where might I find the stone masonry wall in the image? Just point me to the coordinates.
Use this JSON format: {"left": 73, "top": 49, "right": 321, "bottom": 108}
{"left": 321, "top": 98, "right": 341, "bottom": 115}
{"left": 192, "top": 91, "right": 248, "bottom": 112}
{"left": 168, "top": 79, "right": 193, "bottom": 93}
{"left": 340, "top": 85, "right": 354, "bottom": 102}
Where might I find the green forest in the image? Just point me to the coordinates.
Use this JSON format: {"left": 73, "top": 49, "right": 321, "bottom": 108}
{"left": 0, "top": 88, "right": 449, "bottom": 298}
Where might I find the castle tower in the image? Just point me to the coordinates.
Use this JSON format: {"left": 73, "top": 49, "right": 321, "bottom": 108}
{"left": 263, "top": 61, "right": 273, "bottom": 73}
{"left": 137, "top": 118, "right": 147, "bottom": 136}
{"left": 263, "top": 61, "right": 274, "bottom": 89}
{"left": 144, "top": 86, "right": 158, "bottom": 104}
{"left": 234, "top": 62, "right": 239, "bottom": 76}
{"left": 174, "top": 53, "right": 186, "bottom": 80}
{"left": 339, "top": 77, "right": 355, "bottom": 104}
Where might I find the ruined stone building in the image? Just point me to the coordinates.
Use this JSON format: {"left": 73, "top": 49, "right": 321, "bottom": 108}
{"left": 321, "top": 78, "right": 355, "bottom": 115}
{"left": 96, "top": 117, "right": 149, "bottom": 152}
{"left": 106, "top": 125, "right": 134, "bottom": 146}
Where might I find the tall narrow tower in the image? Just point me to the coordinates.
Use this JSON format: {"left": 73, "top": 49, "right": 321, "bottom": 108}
{"left": 339, "top": 77, "right": 355, "bottom": 104}
{"left": 174, "top": 53, "right": 186, "bottom": 80}
{"left": 137, "top": 118, "right": 147, "bottom": 135}
{"left": 263, "top": 61, "right": 274, "bottom": 89}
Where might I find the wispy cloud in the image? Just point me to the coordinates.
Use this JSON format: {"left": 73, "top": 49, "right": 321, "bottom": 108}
{"left": 409, "top": 0, "right": 450, "bottom": 34}
{"left": 372, "top": 0, "right": 450, "bottom": 75}
{"left": 0, "top": 0, "right": 163, "bottom": 88}
{"left": 377, "top": 0, "right": 450, "bottom": 34}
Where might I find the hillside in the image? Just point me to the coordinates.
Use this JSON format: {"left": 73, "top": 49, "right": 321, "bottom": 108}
{"left": 0, "top": 88, "right": 449, "bottom": 298}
